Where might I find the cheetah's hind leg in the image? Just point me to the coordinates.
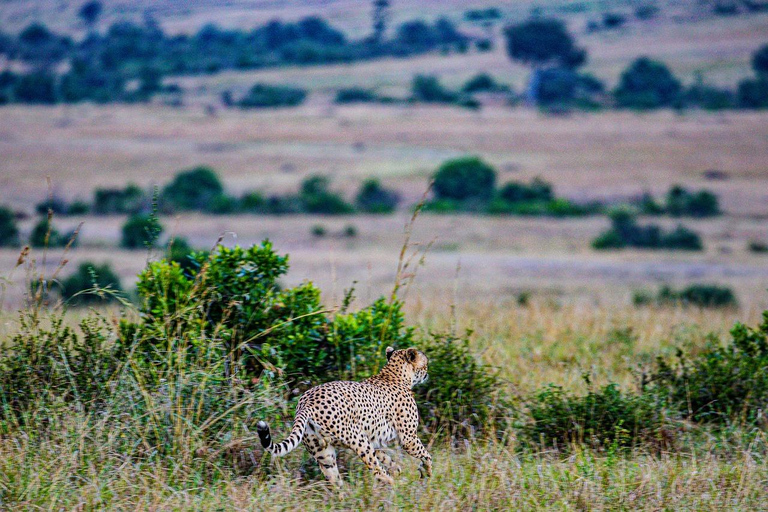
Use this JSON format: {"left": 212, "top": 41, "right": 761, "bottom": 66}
{"left": 304, "top": 434, "right": 342, "bottom": 486}
{"left": 375, "top": 450, "right": 402, "bottom": 477}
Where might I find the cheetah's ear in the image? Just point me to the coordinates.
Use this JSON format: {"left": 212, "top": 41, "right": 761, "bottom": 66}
{"left": 405, "top": 348, "right": 417, "bottom": 363}
{"left": 386, "top": 346, "right": 395, "bottom": 361}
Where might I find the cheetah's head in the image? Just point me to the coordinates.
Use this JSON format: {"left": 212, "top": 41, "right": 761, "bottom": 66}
{"left": 385, "top": 346, "right": 429, "bottom": 387}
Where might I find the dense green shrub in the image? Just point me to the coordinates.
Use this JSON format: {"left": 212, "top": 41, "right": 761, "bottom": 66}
{"left": 411, "top": 75, "right": 458, "bottom": 103}
{"left": 614, "top": 57, "right": 682, "bottom": 109}
{"left": 124, "top": 241, "right": 508, "bottom": 437}
{"left": 650, "top": 312, "right": 768, "bottom": 424}
{"left": 335, "top": 87, "right": 380, "bottom": 103}
{"left": 355, "top": 178, "right": 399, "bottom": 213}
{"left": 237, "top": 83, "right": 307, "bottom": 108}
{"left": 498, "top": 178, "right": 553, "bottom": 203}
{"left": 433, "top": 156, "right": 497, "bottom": 202}
{"left": 299, "top": 175, "right": 354, "bottom": 214}
{"left": 592, "top": 209, "right": 703, "bottom": 250}
{"left": 60, "top": 261, "right": 123, "bottom": 305}
{"left": 93, "top": 184, "right": 144, "bottom": 214}
{"left": 239, "top": 191, "right": 266, "bottom": 212}
{"left": 748, "top": 240, "right": 768, "bottom": 253}
{"left": 737, "top": 77, "right": 768, "bottom": 108}
{"left": 524, "top": 382, "right": 666, "bottom": 450}
{"left": 161, "top": 166, "right": 224, "bottom": 212}
{"left": 29, "top": 217, "right": 72, "bottom": 248}
{"left": 535, "top": 67, "right": 604, "bottom": 109}
{"left": 121, "top": 214, "right": 162, "bottom": 249}
{"left": 0, "top": 206, "right": 20, "bottom": 247}
{"left": 635, "top": 284, "right": 738, "bottom": 308}
{"left": 416, "top": 333, "right": 510, "bottom": 437}
{"left": 462, "top": 73, "right": 508, "bottom": 93}
{"left": 665, "top": 185, "right": 720, "bottom": 217}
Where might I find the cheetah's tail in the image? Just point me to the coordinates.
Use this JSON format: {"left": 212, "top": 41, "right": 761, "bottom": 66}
{"left": 256, "top": 409, "right": 310, "bottom": 456}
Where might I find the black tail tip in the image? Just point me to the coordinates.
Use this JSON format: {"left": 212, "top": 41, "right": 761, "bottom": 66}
{"left": 256, "top": 420, "right": 271, "bottom": 448}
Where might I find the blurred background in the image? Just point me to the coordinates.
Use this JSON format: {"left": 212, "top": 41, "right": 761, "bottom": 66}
{"left": 1, "top": 0, "right": 767, "bottom": 312}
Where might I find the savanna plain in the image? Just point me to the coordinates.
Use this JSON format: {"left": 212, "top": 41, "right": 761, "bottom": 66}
{"left": 2, "top": 1, "right": 768, "bottom": 510}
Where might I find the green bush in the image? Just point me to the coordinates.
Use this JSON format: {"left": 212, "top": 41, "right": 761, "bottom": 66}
{"left": 462, "top": 73, "right": 508, "bottom": 93}
{"left": 433, "top": 156, "right": 497, "bottom": 202}
{"left": 737, "top": 77, "right": 768, "bottom": 109}
{"left": 498, "top": 178, "right": 553, "bottom": 203}
{"left": 310, "top": 224, "right": 326, "bottom": 237}
{"left": 355, "top": 178, "right": 399, "bottom": 213}
{"left": 416, "top": 333, "right": 510, "bottom": 437}
{"left": 748, "top": 240, "right": 768, "bottom": 253}
{"left": 655, "top": 284, "right": 738, "bottom": 308}
{"left": 524, "top": 382, "right": 666, "bottom": 450}
{"left": 411, "top": 75, "right": 458, "bottom": 103}
{"left": 665, "top": 185, "right": 720, "bottom": 217}
{"left": 299, "top": 175, "right": 354, "bottom": 214}
{"left": 93, "top": 184, "right": 144, "bottom": 214}
{"left": 161, "top": 166, "right": 224, "bottom": 212}
{"left": 29, "top": 217, "right": 72, "bottom": 248}
{"left": 124, "top": 241, "right": 509, "bottom": 437}
{"left": 650, "top": 312, "right": 768, "bottom": 424}
{"left": 239, "top": 191, "right": 266, "bottom": 212}
{"left": 614, "top": 57, "right": 682, "bottom": 109}
{"left": 335, "top": 87, "right": 380, "bottom": 103}
{"left": 237, "top": 83, "right": 307, "bottom": 108}
{"left": 592, "top": 209, "right": 703, "bottom": 251}
{"left": 121, "top": 214, "right": 163, "bottom": 249}
{"left": 60, "top": 261, "right": 123, "bottom": 305}
{"left": 0, "top": 206, "right": 20, "bottom": 247}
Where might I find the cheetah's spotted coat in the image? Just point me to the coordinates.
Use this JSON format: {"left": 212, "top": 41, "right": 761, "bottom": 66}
{"left": 256, "top": 347, "right": 432, "bottom": 485}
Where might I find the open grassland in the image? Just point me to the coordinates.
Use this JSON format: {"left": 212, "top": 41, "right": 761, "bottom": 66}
{"left": 1, "top": 292, "right": 768, "bottom": 510}
{"left": 2, "top": 105, "right": 768, "bottom": 214}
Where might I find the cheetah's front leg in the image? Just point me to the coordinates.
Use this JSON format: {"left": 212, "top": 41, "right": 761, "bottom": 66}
{"left": 400, "top": 434, "right": 432, "bottom": 478}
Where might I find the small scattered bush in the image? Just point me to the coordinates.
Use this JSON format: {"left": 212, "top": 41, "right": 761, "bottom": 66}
{"left": 649, "top": 313, "right": 768, "bottom": 424}
{"left": 665, "top": 185, "right": 720, "bottom": 217}
{"left": 525, "top": 381, "right": 666, "bottom": 450}
{"left": 748, "top": 240, "right": 768, "bottom": 253}
{"left": 614, "top": 57, "right": 682, "bottom": 109}
{"left": 29, "top": 217, "right": 73, "bottom": 248}
{"left": 433, "top": 156, "right": 496, "bottom": 202}
{"left": 462, "top": 73, "right": 508, "bottom": 93}
{"left": 300, "top": 175, "right": 354, "bottom": 215}
{"left": 161, "top": 166, "right": 224, "bottom": 212}
{"left": 0, "top": 206, "right": 20, "bottom": 247}
{"left": 592, "top": 209, "right": 703, "bottom": 250}
{"left": 343, "top": 224, "right": 358, "bottom": 237}
{"left": 121, "top": 214, "right": 163, "bottom": 249}
{"left": 411, "top": 74, "right": 458, "bottom": 103}
{"left": 310, "top": 224, "right": 326, "bottom": 237}
{"left": 93, "top": 184, "right": 145, "bottom": 214}
{"left": 355, "top": 178, "right": 399, "bottom": 213}
{"left": 635, "top": 284, "right": 738, "bottom": 308}
{"left": 60, "top": 261, "right": 123, "bottom": 305}
{"left": 335, "top": 87, "right": 380, "bottom": 104}
{"left": 602, "top": 12, "right": 627, "bottom": 29}
{"left": 737, "top": 77, "right": 768, "bottom": 109}
{"left": 237, "top": 83, "right": 307, "bottom": 108}
{"left": 416, "top": 333, "right": 510, "bottom": 437}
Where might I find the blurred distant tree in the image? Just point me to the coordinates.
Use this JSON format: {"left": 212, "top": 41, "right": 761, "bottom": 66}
{"left": 411, "top": 75, "right": 457, "bottom": 103}
{"left": 433, "top": 157, "right": 496, "bottom": 201}
{"left": 78, "top": 1, "right": 103, "bottom": 29}
{"left": 503, "top": 18, "right": 586, "bottom": 105}
{"left": 355, "top": 179, "right": 400, "bottom": 213}
{"left": 371, "top": 0, "right": 390, "bottom": 45}
{"left": 0, "top": 206, "right": 20, "bottom": 247}
{"left": 753, "top": 44, "right": 768, "bottom": 77}
{"left": 161, "top": 166, "right": 224, "bottom": 212}
{"left": 614, "top": 57, "right": 681, "bottom": 109}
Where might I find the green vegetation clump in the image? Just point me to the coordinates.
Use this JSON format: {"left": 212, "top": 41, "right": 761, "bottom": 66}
{"left": 29, "top": 217, "right": 72, "bottom": 248}
{"left": 60, "top": 261, "right": 123, "bottom": 305}
{"left": 649, "top": 313, "right": 768, "bottom": 424}
{"left": 433, "top": 156, "right": 496, "bottom": 202}
{"left": 614, "top": 57, "right": 682, "bottom": 109}
{"left": 592, "top": 209, "right": 703, "bottom": 250}
{"left": 634, "top": 284, "right": 738, "bottom": 308}
{"left": 525, "top": 382, "right": 665, "bottom": 450}
{"left": 299, "top": 175, "right": 354, "bottom": 214}
{"left": 0, "top": 206, "right": 20, "bottom": 247}
{"left": 411, "top": 75, "right": 459, "bottom": 103}
{"left": 355, "top": 179, "right": 400, "bottom": 213}
{"left": 237, "top": 83, "right": 307, "bottom": 108}
{"left": 462, "top": 73, "right": 509, "bottom": 93}
{"left": 335, "top": 87, "right": 381, "bottom": 104}
{"left": 121, "top": 214, "right": 162, "bottom": 249}
{"left": 161, "top": 166, "right": 224, "bottom": 212}
{"left": 748, "top": 240, "right": 768, "bottom": 253}
{"left": 93, "top": 184, "right": 145, "bottom": 215}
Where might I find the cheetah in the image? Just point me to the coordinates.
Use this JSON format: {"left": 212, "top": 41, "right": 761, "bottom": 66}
{"left": 256, "top": 346, "right": 432, "bottom": 485}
